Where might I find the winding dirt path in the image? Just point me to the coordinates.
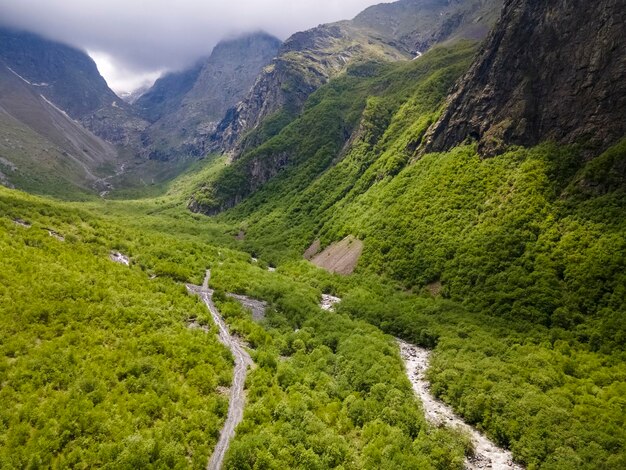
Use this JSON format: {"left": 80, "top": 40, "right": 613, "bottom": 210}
{"left": 187, "top": 270, "right": 253, "bottom": 470}
{"left": 398, "top": 340, "right": 523, "bottom": 470}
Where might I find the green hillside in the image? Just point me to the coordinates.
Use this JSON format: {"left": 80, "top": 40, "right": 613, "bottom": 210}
{"left": 182, "top": 42, "right": 626, "bottom": 468}
{"left": 0, "top": 4, "right": 626, "bottom": 470}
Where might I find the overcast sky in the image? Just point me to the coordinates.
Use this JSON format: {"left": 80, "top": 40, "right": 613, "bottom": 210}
{"left": 0, "top": 0, "right": 382, "bottom": 93}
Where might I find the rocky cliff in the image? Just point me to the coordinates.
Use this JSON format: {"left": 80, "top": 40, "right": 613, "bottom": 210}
{"left": 352, "top": 0, "right": 501, "bottom": 53}
{"left": 136, "top": 32, "right": 281, "bottom": 160}
{"left": 206, "top": 23, "right": 408, "bottom": 155}
{"left": 206, "top": 0, "right": 502, "bottom": 157}
{"left": 424, "top": 0, "right": 626, "bottom": 156}
{"left": 134, "top": 62, "right": 204, "bottom": 123}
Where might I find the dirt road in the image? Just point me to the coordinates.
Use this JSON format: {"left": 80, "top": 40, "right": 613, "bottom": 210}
{"left": 188, "top": 270, "right": 253, "bottom": 470}
{"left": 398, "top": 340, "right": 523, "bottom": 470}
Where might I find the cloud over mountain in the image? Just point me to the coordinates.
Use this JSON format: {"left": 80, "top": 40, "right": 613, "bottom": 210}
{"left": 0, "top": 0, "right": 381, "bottom": 90}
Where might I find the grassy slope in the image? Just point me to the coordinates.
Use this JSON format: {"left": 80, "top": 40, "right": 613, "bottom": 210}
{"left": 183, "top": 42, "right": 626, "bottom": 468}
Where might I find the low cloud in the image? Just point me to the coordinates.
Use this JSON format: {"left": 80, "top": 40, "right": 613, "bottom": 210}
{"left": 0, "top": 0, "right": 381, "bottom": 91}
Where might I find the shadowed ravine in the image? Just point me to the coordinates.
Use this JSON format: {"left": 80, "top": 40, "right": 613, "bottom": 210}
{"left": 187, "top": 270, "right": 253, "bottom": 470}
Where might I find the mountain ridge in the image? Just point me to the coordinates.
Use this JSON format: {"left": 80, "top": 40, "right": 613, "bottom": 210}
{"left": 205, "top": 0, "right": 502, "bottom": 158}
{"left": 136, "top": 32, "right": 281, "bottom": 161}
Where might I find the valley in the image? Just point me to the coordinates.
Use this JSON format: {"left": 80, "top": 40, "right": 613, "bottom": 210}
{"left": 0, "top": 0, "right": 624, "bottom": 468}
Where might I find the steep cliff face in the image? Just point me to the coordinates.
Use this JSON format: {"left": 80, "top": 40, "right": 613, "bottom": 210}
{"left": 207, "top": 0, "right": 502, "bottom": 157}
{"left": 136, "top": 33, "right": 281, "bottom": 160}
{"left": 424, "top": 0, "right": 626, "bottom": 156}
{"left": 134, "top": 63, "right": 204, "bottom": 123}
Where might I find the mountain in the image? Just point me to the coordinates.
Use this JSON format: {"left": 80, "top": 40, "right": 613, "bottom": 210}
{"left": 1, "top": 0, "right": 625, "bottom": 468}
{"left": 134, "top": 63, "right": 204, "bottom": 124}
{"left": 206, "top": 0, "right": 502, "bottom": 157}
{"left": 0, "top": 27, "right": 148, "bottom": 149}
{"left": 352, "top": 0, "right": 502, "bottom": 52}
{"left": 135, "top": 32, "right": 281, "bottom": 160}
{"left": 181, "top": 1, "right": 624, "bottom": 465}
{"left": 0, "top": 57, "right": 119, "bottom": 196}
{"left": 424, "top": 0, "right": 626, "bottom": 157}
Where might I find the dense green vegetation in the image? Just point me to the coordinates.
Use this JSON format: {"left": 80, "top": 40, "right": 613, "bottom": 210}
{"left": 191, "top": 42, "right": 477, "bottom": 212}
{"left": 0, "top": 188, "right": 473, "bottom": 468}
{"left": 206, "top": 260, "right": 472, "bottom": 469}
{"left": 0, "top": 189, "right": 242, "bottom": 468}
{"left": 181, "top": 42, "right": 626, "bottom": 469}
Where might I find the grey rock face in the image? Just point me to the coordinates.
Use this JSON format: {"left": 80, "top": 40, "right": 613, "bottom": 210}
{"left": 205, "top": 24, "right": 399, "bottom": 156}
{"left": 138, "top": 32, "right": 281, "bottom": 160}
{"left": 352, "top": 0, "right": 502, "bottom": 53}
{"left": 424, "top": 0, "right": 626, "bottom": 157}
{"left": 134, "top": 63, "right": 204, "bottom": 123}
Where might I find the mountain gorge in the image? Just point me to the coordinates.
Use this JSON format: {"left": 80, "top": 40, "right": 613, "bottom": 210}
{"left": 207, "top": 0, "right": 503, "bottom": 157}
{"left": 0, "top": 0, "right": 625, "bottom": 468}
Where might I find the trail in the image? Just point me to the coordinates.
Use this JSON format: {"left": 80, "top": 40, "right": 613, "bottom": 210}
{"left": 398, "top": 340, "right": 523, "bottom": 470}
{"left": 187, "top": 270, "right": 253, "bottom": 470}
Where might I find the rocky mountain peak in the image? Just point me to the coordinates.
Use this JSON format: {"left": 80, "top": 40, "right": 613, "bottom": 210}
{"left": 206, "top": 0, "right": 502, "bottom": 157}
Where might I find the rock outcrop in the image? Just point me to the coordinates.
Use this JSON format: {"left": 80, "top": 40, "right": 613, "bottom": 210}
{"left": 424, "top": 0, "right": 626, "bottom": 157}
{"left": 206, "top": 23, "right": 408, "bottom": 156}
{"left": 352, "top": 0, "right": 502, "bottom": 53}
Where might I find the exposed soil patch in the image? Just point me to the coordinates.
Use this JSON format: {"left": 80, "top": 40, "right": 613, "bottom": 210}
{"left": 303, "top": 239, "right": 321, "bottom": 260}
{"left": 310, "top": 236, "right": 363, "bottom": 275}
{"left": 426, "top": 281, "right": 443, "bottom": 296}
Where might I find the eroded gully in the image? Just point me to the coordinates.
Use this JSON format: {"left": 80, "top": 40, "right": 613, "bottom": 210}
{"left": 398, "top": 340, "right": 523, "bottom": 470}
{"left": 187, "top": 270, "right": 253, "bottom": 470}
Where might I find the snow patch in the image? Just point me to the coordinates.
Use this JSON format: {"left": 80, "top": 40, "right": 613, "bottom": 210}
{"left": 7, "top": 67, "right": 32, "bottom": 85}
